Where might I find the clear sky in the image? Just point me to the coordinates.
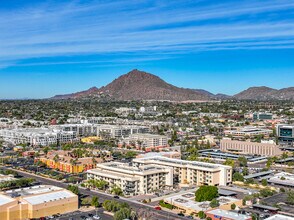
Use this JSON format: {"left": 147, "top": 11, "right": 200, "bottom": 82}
{"left": 0, "top": 0, "right": 293, "bottom": 99}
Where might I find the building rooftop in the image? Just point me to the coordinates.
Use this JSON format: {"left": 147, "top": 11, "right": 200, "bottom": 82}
{"left": 264, "top": 214, "right": 294, "bottom": 220}
{"left": 206, "top": 209, "right": 251, "bottom": 220}
{"left": 164, "top": 192, "right": 239, "bottom": 213}
{"left": 23, "top": 190, "right": 75, "bottom": 205}
{"left": 268, "top": 172, "right": 294, "bottom": 187}
{"left": 0, "top": 194, "right": 14, "bottom": 206}
{"left": 244, "top": 171, "right": 274, "bottom": 179}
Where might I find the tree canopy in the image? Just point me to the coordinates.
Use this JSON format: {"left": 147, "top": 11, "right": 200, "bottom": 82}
{"left": 195, "top": 185, "right": 218, "bottom": 202}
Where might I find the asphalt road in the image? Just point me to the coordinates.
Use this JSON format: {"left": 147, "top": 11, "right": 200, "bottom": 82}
{"left": 1, "top": 167, "right": 189, "bottom": 220}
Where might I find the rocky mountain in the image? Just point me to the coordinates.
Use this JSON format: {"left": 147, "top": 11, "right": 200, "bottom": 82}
{"left": 234, "top": 86, "right": 294, "bottom": 100}
{"left": 51, "top": 70, "right": 294, "bottom": 101}
{"left": 51, "top": 69, "right": 213, "bottom": 101}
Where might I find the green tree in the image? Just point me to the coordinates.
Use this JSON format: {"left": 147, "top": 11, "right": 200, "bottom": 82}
{"left": 67, "top": 185, "right": 79, "bottom": 195}
{"left": 231, "top": 203, "right": 236, "bottom": 210}
{"left": 111, "top": 185, "right": 123, "bottom": 196}
{"left": 114, "top": 207, "right": 131, "bottom": 220}
{"left": 238, "top": 156, "right": 248, "bottom": 167}
{"left": 195, "top": 186, "right": 218, "bottom": 202}
{"left": 224, "top": 158, "right": 235, "bottom": 167}
{"left": 233, "top": 172, "right": 244, "bottom": 182}
{"left": 209, "top": 198, "right": 219, "bottom": 208}
{"left": 91, "top": 196, "right": 100, "bottom": 207}
{"left": 198, "top": 211, "right": 206, "bottom": 219}
{"left": 287, "top": 190, "right": 294, "bottom": 205}
{"left": 261, "top": 179, "right": 268, "bottom": 186}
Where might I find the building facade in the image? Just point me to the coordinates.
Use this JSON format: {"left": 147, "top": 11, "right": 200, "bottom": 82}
{"left": 220, "top": 139, "right": 283, "bottom": 156}
{"left": 133, "top": 156, "right": 232, "bottom": 186}
{"left": 0, "top": 128, "right": 77, "bottom": 146}
{"left": 276, "top": 124, "right": 294, "bottom": 146}
{"left": 253, "top": 112, "right": 273, "bottom": 120}
{"left": 87, "top": 162, "right": 173, "bottom": 196}
{"left": 118, "top": 133, "right": 168, "bottom": 151}
{"left": 0, "top": 185, "right": 78, "bottom": 220}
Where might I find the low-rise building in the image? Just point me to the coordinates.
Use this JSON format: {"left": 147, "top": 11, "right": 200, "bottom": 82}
{"left": 87, "top": 162, "right": 173, "bottom": 196}
{"left": 163, "top": 192, "right": 242, "bottom": 215}
{"left": 224, "top": 126, "right": 273, "bottom": 138}
{"left": 268, "top": 172, "right": 294, "bottom": 188}
{"left": 205, "top": 209, "right": 252, "bottom": 220}
{"left": 0, "top": 185, "right": 78, "bottom": 220}
{"left": 133, "top": 156, "right": 232, "bottom": 186}
{"left": 220, "top": 139, "right": 282, "bottom": 156}
{"left": 118, "top": 133, "right": 168, "bottom": 151}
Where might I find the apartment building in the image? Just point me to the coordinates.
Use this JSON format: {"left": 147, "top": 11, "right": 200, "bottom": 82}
{"left": 86, "top": 162, "right": 173, "bottom": 196}
{"left": 38, "top": 150, "right": 111, "bottom": 173}
{"left": 51, "top": 123, "right": 95, "bottom": 137}
{"left": 0, "top": 128, "right": 77, "bottom": 146}
{"left": 224, "top": 126, "right": 273, "bottom": 138}
{"left": 133, "top": 156, "right": 232, "bottom": 186}
{"left": 276, "top": 124, "right": 294, "bottom": 146}
{"left": 220, "top": 139, "right": 283, "bottom": 156}
{"left": 118, "top": 133, "right": 168, "bottom": 151}
{"left": 95, "top": 124, "right": 149, "bottom": 138}
{"left": 0, "top": 185, "right": 78, "bottom": 220}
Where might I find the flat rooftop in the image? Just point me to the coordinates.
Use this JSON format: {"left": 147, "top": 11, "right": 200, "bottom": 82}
{"left": 135, "top": 156, "right": 231, "bottom": 170}
{"left": 206, "top": 209, "right": 251, "bottom": 220}
{"left": 164, "top": 192, "right": 239, "bottom": 213}
{"left": 0, "top": 194, "right": 14, "bottom": 206}
{"left": 4, "top": 185, "right": 62, "bottom": 197}
{"left": 268, "top": 172, "right": 294, "bottom": 187}
{"left": 244, "top": 170, "right": 274, "bottom": 179}
{"left": 264, "top": 214, "right": 294, "bottom": 220}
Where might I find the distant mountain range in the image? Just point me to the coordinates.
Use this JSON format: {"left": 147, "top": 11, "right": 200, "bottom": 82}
{"left": 51, "top": 69, "right": 294, "bottom": 101}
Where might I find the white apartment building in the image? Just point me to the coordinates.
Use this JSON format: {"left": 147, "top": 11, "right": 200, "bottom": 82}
{"left": 118, "top": 133, "right": 168, "bottom": 151}
{"left": 0, "top": 128, "right": 77, "bottom": 146}
{"left": 51, "top": 124, "right": 94, "bottom": 137}
{"left": 95, "top": 124, "right": 149, "bottom": 138}
{"left": 86, "top": 162, "right": 173, "bottom": 196}
{"left": 133, "top": 156, "right": 232, "bottom": 186}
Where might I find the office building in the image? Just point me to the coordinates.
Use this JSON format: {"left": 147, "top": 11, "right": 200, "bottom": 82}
{"left": 87, "top": 162, "right": 173, "bottom": 196}
{"left": 0, "top": 185, "right": 78, "bottom": 220}
{"left": 118, "top": 133, "right": 168, "bottom": 151}
{"left": 253, "top": 112, "right": 273, "bottom": 120}
{"left": 133, "top": 156, "right": 232, "bottom": 186}
{"left": 224, "top": 126, "right": 273, "bottom": 138}
{"left": 276, "top": 124, "right": 294, "bottom": 146}
{"left": 220, "top": 139, "right": 283, "bottom": 156}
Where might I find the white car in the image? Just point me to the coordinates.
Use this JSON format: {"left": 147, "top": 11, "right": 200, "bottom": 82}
{"left": 93, "top": 215, "right": 100, "bottom": 220}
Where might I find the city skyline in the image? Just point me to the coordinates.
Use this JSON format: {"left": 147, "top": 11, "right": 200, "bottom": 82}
{"left": 1, "top": 0, "right": 294, "bottom": 99}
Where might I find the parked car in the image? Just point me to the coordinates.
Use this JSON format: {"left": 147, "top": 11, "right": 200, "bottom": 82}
{"left": 154, "top": 206, "right": 161, "bottom": 210}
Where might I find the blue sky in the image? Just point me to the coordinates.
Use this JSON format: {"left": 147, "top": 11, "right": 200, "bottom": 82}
{"left": 0, "top": 0, "right": 293, "bottom": 99}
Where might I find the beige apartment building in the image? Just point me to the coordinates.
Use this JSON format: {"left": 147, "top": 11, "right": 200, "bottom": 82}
{"left": 133, "top": 156, "right": 232, "bottom": 186}
{"left": 220, "top": 139, "right": 283, "bottom": 156}
{"left": 0, "top": 185, "right": 78, "bottom": 220}
{"left": 87, "top": 162, "right": 173, "bottom": 195}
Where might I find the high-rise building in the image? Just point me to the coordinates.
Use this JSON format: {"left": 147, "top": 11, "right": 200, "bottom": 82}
{"left": 276, "top": 124, "right": 294, "bottom": 146}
